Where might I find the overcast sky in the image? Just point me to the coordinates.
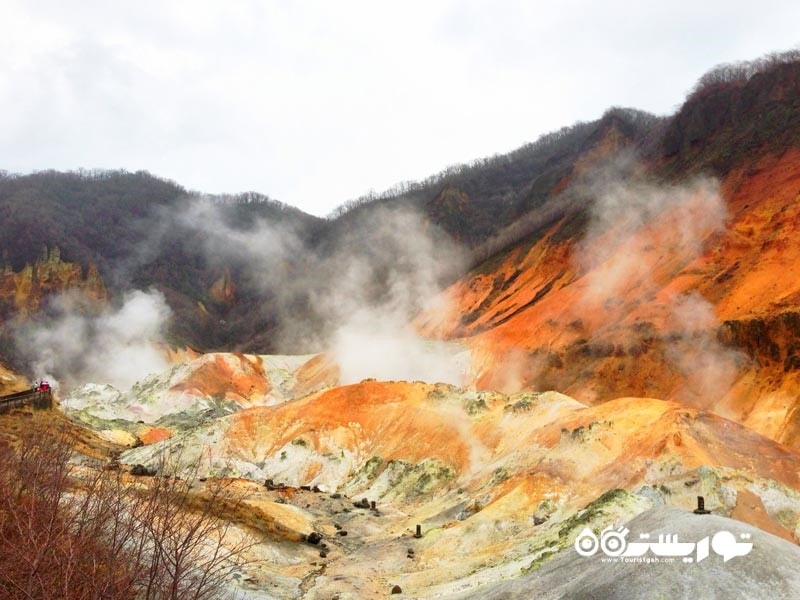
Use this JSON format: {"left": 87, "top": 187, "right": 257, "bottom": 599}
{"left": 1, "top": 1, "right": 798, "bottom": 216}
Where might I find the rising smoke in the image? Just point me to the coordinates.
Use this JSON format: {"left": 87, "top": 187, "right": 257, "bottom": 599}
{"left": 15, "top": 289, "right": 171, "bottom": 391}
{"left": 178, "top": 198, "right": 469, "bottom": 385}
{"left": 175, "top": 196, "right": 305, "bottom": 297}
{"left": 309, "top": 206, "right": 468, "bottom": 384}
{"left": 331, "top": 311, "right": 465, "bottom": 385}
{"left": 16, "top": 196, "right": 469, "bottom": 390}
{"left": 574, "top": 155, "right": 743, "bottom": 407}
{"left": 187, "top": 201, "right": 469, "bottom": 385}
{"left": 665, "top": 292, "right": 743, "bottom": 406}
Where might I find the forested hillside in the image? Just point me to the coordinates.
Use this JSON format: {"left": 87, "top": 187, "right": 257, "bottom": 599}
{"left": 0, "top": 171, "right": 324, "bottom": 361}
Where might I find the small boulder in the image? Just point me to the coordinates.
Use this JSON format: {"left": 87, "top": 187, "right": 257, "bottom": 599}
{"left": 130, "top": 464, "right": 155, "bottom": 477}
{"left": 306, "top": 532, "right": 323, "bottom": 545}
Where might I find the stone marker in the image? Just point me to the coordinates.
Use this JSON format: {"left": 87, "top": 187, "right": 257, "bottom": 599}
{"left": 693, "top": 496, "right": 710, "bottom": 515}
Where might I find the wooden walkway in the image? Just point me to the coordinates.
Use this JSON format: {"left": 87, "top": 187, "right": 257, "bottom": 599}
{"left": 0, "top": 388, "right": 53, "bottom": 413}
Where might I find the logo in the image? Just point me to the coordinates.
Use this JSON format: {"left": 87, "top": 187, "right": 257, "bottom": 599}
{"left": 575, "top": 526, "right": 753, "bottom": 563}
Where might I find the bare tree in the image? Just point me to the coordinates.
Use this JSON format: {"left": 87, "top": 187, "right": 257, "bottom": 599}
{"left": 689, "top": 48, "right": 800, "bottom": 99}
{"left": 0, "top": 420, "right": 250, "bottom": 599}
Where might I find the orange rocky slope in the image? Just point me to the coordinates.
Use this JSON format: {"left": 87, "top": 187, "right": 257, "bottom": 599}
{"left": 61, "top": 351, "right": 339, "bottom": 447}
{"left": 219, "top": 381, "right": 800, "bottom": 505}
{"left": 0, "top": 246, "right": 106, "bottom": 316}
{"left": 419, "top": 147, "right": 800, "bottom": 448}
{"left": 121, "top": 380, "right": 800, "bottom": 597}
{"left": 125, "top": 380, "right": 800, "bottom": 540}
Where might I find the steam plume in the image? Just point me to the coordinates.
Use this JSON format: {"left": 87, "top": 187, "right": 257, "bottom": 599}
{"left": 574, "top": 156, "right": 742, "bottom": 406}
{"left": 177, "top": 199, "right": 469, "bottom": 384}
{"left": 15, "top": 289, "right": 171, "bottom": 391}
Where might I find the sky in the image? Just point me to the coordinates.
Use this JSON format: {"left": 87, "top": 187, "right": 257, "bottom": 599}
{"left": 1, "top": 1, "right": 798, "bottom": 217}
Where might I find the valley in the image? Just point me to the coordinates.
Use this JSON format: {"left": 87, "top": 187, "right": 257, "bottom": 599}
{"left": 2, "top": 50, "right": 800, "bottom": 599}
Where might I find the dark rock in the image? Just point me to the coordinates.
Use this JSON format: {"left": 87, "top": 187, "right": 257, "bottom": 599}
{"left": 319, "top": 551, "right": 328, "bottom": 558}
{"left": 306, "top": 532, "right": 323, "bottom": 545}
{"left": 130, "top": 464, "right": 155, "bottom": 477}
{"left": 784, "top": 354, "right": 800, "bottom": 372}
{"left": 353, "top": 498, "right": 370, "bottom": 509}
{"left": 330, "top": 493, "right": 342, "bottom": 499}
{"left": 391, "top": 584, "right": 402, "bottom": 594}
{"left": 336, "top": 530, "right": 348, "bottom": 537}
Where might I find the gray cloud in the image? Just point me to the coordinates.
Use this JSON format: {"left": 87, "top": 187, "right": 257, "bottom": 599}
{"left": 2, "top": 1, "right": 799, "bottom": 216}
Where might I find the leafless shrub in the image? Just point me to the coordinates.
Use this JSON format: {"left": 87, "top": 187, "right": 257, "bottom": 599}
{"left": 0, "top": 422, "right": 249, "bottom": 599}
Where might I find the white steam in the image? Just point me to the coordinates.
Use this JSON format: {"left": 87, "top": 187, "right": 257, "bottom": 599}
{"left": 16, "top": 289, "right": 171, "bottom": 391}
{"left": 177, "top": 199, "right": 469, "bottom": 385}
{"left": 577, "top": 169, "right": 726, "bottom": 301}
{"left": 665, "top": 292, "right": 743, "bottom": 406}
{"left": 332, "top": 312, "right": 466, "bottom": 385}
{"left": 575, "top": 159, "right": 742, "bottom": 407}
{"left": 176, "top": 197, "right": 304, "bottom": 295}
{"left": 316, "top": 207, "right": 468, "bottom": 384}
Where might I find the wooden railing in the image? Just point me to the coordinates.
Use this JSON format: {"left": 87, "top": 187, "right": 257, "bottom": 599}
{"left": 0, "top": 388, "right": 53, "bottom": 413}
